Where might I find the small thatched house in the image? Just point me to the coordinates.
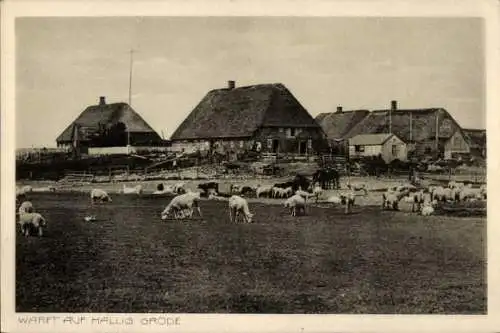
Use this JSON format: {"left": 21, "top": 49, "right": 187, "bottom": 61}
{"left": 315, "top": 107, "right": 370, "bottom": 154}
{"left": 170, "top": 81, "right": 328, "bottom": 156}
{"left": 344, "top": 101, "right": 468, "bottom": 159}
{"left": 348, "top": 133, "right": 407, "bottom": 163}
{"left": 56, "top": 97, "right": 164, "bottom": 154}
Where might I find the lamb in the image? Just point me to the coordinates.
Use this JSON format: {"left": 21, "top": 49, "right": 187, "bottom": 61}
{"left": 228, "top": 195, "right": 254, "bottom": 223}
{"left": 256, "top": 185, "right": 273, "bottom": 198}
{"left": 122, "top": 184, "right": 143, "bottom": 194}
{"left": 421, "top": 199, "right": 437, "bottom": 216}
{"left": 161, "top": 191, "right": 202, "bottom": 220}
{"left": 90, "top": 189, "right": 112, "bottom": 204}
{"left": 18, "top": 212, "right": 47, "bottom": 237}
{"left": 284, "top": 194, "right": 306, "bottom": 216}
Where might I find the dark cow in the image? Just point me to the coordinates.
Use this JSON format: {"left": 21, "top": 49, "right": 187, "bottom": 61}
{"left": 313, "top": 168, "right": 340, "bottom": 190}
{"left": 198, "top": 182, "right": 219, "bottom": 197}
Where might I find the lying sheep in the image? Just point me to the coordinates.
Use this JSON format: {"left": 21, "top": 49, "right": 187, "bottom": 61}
{"left": 18, "top": 212, "right": 47, "bottom": 237}
{"left": 122, "top": 184, "right": 143, "bottom": 194}
{"left": 347, "top": 183, "right": 368, "bottom": 195}
{"left": 228, "top": 195, "right": 254, "bottom": 223}
{"left": 284, "top": 194, "right": 306, "bottom": 217}
{"left": 90, "top": 189, "right": 112, "bottom": 204}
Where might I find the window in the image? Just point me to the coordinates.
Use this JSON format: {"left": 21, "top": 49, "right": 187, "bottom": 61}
{"left": 355, "top": 145, "right": 365, "bottom": 152}
{"left": 230, "top": 141, "right": 235, "bottom": 148}
{"left": 267, "top": 139, "right": 273, "bottom": 149}
{"left": 286, "top": 128, "right": 291, "bottom": 138}
{"left": 392, "top": 145, "right": 398, "bottom": 155}
{"left": 279, "top": 128, "right": 284, "bottom": 133}
{"left": 290, "top": 128, "right": 296, "bottom": 137}
{"left": 239, "top": 141, "right": 244, "bottom": 148}
{"left": 307, "top": 139, "right": 312, "bottom": 149}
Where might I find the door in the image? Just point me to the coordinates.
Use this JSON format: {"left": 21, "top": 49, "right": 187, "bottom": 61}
{"left": 299, "top": 141, "right": 307, "bottom": 155}
{"left": 272, "top": 139, "right": 280, "bottom": 153}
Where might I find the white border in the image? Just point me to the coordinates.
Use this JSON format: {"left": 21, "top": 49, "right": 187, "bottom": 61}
{"left": 2, "top": 0, "right": 499, "bottom": 332}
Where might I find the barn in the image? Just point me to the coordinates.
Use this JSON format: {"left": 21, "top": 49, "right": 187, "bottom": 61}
{"left": 315, "top": 107, "right": 370, "bottom": 154}
{"left": 463, "top": 128, "right": 486, "bottom": 159}
{"left": 56, "top": 97, "right": 166, "bottom": 155}
{"left": 170, "top": 81, "right": 328, "bottom": 157}
{"left": 344, "top": 101, "right": 469, "bottom": 159}
{"left": 348, "top": 133, "right": 407, "bottom": 163}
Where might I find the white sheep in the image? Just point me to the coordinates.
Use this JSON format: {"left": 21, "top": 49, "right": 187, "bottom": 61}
{"left": 122, "top": 184, "right": 143, "bottom": 194}
{"left": 421, "top": 199, "right": 437, "bottom": 216}
{"left": 18, "top": 212, "right": 47, "bottom": 237}
{"left": 284, "top": 194, "right": 306, "bottom": 216}
{"left": 228, "top": 195, "right": 254, "bottom": 223}
{"left": 161, "top": 191, "right": 202, "bottom": 220}
{"left": 295, "top": 189, "right": 314, "bottom": 201}
{"left": 459, "top": 187, "right": 482, "bottom": 202}
{"left": 256, "top": 185, "right": 273, "bottom": 198}
{"left": 382, "top": 189, "right": 408, "bottom": 211}
{"left": 173, "top": 182, "right": 186, "bottom": 194}
{"left": 90, "top": 189, "right": 112, "bottom": 204}
{"left": 347, "top": 182, "right": 368, "bottom": 195}
{"left": 406, "top": 190, "right": 425, "bottom": 212}
{"left": 32, "top": 186, "right": 57, "bottom": 193}
{"left": 312, "top": 184, "right": 323, "bottom": 203}
{"left": 339, "top": 191, "right": 356, "bottom": 214}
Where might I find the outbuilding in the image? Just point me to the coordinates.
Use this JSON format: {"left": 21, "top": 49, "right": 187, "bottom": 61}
{"left": 348, "top": 133, "right": 407, "bottom": 163}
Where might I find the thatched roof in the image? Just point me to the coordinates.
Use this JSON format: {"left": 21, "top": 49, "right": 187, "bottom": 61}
{"left": 170, "top": 83, "right": 321, "bottom": 141}
{"left": 344, "top": 108, "right": 462, "bottom": 143}
{"left": 463, "top": 128, "right": 486, "bottom": 148}
{"left": 349, "top": 133, "right": 397, "bottom": 146}
{"left": 56, "top": 101, "right": 161, "bottom": 143}
{"left": 315, "top": 110, "right": 370, "bottom": 140}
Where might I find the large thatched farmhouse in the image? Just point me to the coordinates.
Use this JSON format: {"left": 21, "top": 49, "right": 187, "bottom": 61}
{"left": 317, "top": 101, "right": 478, "bottom": 161}
{"left": 56, "top": 97, "right": 165, "bottom": 155}
{"left": 170, "top": 81, "right": 328, "bottom": 156}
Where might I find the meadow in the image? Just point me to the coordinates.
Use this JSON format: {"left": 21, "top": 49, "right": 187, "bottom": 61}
{"left": 15, "top": 190, "right": 486, "bottom": 313}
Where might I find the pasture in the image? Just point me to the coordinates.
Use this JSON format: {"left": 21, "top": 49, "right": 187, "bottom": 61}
{"left": 16, "top": 191, "right": 486, "bottom": 313}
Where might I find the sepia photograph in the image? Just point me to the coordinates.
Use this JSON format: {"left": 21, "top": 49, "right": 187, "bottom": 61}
{"left": 2, "top": 0, "right": 499, "bottom": 332}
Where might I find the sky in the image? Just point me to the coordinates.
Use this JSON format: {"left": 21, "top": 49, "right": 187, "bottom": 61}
{"left": 16, "top": 16, "right": 485, "bottom": 148}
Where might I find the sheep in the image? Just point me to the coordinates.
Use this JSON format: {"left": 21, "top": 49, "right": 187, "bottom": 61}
{"left": 459, "top": 187, "right": 482, "bottom": 202}
{"left": 480, "top": 184, "right": 487, "bottom": 199}
{"left": 122, "top": 184, "right": 143, "bottom": 194}
{"left": 431, "top": 186, "right": 446, "bottom": 202}
{"left": 228, "top": 195, "right": 254, "bottom": 223}
{"left": 256, "top": 185, "right": 273, "bottom": 198}
{"left": 18, "top": 201, "right": 34, "bottom": 215}
{"left": 208, "top": 193, "right": 229, "bottom": 201}
{"left": 295, "top": 189, "right": 314, "bottom": 201}
{"left": 382, "top": 188, "right": 409, "bottom": 211}
{"left": 18, "top": 212, "right": 47, "bottom": 237}
{"left": 421, "top": 198, "right": 438, "bottom": 216}
{"left": 229, "top": 184, "right": 242, "bottom": 194}
{"left": 284, "top": 194, "right": 306, "bottom": 217}
{"left": 406, "top": 190, "right": 425, "bottom": 212}
{"left": 346, "top": 182, "right": 368, "bottom": 195}
{"left": 199, "top": 182, "right": 219, "bottom": 197}
{"left": 326, "top": 192, "right": 355, "bottom": 214}
{"left": 161, "top": 191, "right": 202, "bottom": 220}
{"left": 32, "top": 186, "right": 57, "bottom": 193}
{"left": 283, "top": 187, "right": 293, "bottom": 198}
{"left": 90, "top": 189, "right": 112, "bottom": 204}
{"left": 21, "top": 185, "right": 33, "bottom": 193}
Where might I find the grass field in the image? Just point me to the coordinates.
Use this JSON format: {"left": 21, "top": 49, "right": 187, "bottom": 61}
{"left": 16, "top": 192, "right": 486, "bottom": 313}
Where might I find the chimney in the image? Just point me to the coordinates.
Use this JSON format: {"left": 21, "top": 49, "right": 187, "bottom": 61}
{"left": 99, "top": 96, "right": 106, "bottom": 105}
{"left": 228, "top": 80, "right": 235, "bottom": 90}
{"left": 336, "top": 106, "right": 343, "bottom": 113}
{"left": 391, "top": 100, "right": 397, "bottom": 111}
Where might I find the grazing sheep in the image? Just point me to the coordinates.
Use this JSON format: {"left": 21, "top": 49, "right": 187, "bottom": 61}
{"left": 208, "top": 193, "right": 229, "bottom": 201}
{"left": 326, "top": 192, "right": 355, "bottom": 214}
{"left": 382, "top": 189, "right": 409, "bottom": 211}
{"left": 284, "top": 194, "right": 306, "bottom": 216}
{"left": 90, "top": 189, "right": 112, "bottom": 204}
{"left": 256, "top": 185, "right": 273, "bottom": 198}
{"left": 327, "top": 195, "right": 342, "bottom": 204}
{"left": 228, "top": 195, "right": 254, "bottom": 223}
{"left": 122, "top": 184, "right": 143, "bottom": 194}
{"left": 431, "top": 186, "right": 447, "bottom": 202}
{"left": 18, "top": 201, "right": 34, "bottom": 215}
{"left": 18, "top": 212, "right": 47, "bottom": 237}
{"left": 161, "top": 191, "right": 202, "bottom": 220}
{"left": 199, "top": 182, "right": 219, "bottom": 197}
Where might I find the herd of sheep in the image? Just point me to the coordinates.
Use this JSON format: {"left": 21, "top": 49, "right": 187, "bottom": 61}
{"left": 15, "top": 178, "right": 487, "bottom": 237}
